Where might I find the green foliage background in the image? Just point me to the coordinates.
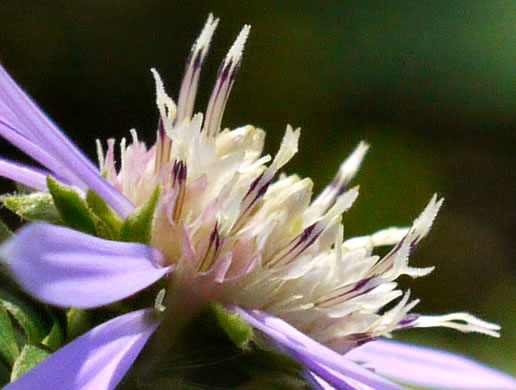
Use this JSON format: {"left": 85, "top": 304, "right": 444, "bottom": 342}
{"left": 0, "top": 0, "right": 514, "bottom": 381}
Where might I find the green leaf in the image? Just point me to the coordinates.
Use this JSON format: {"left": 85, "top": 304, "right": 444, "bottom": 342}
{"left": 120, "top": 186, "right": 161, "bottom": 244}
{"left": 1, "top": 298, "right": 46, "bottom": 345}
{"left": 0, "top": 219, "right": 12, "bottom": 243}
{"left": 10, "top": 344, "right": 50, "bottom": 382}
{"left": 212, "top": 303, "right": 253, "bottom": 351}
{"left": 47, "top": 176, "right": 96, "bottom": 235}
{"left": 0, "top": 305, "right": 19, "bottom": 366}
{"left": 66, "top": 308, "right": 91, "bottom": 341}
{"left": 86, "top": 190, "right": 122, "bottom": 230}
{"left": 41, "top": 316, "right": 64, "bottom": 352}
{"left": 1, "top": 192, "right": 61, "bottom": 224}
{"left": 86, "top": 190, "right": 122, "bottom": 240}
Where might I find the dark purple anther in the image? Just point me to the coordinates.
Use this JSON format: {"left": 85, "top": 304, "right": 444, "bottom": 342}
{"left": 218, "top": 60, "right": 232, "bottom": 85}
{"left": 399, "top": 314, "right": 420, "bottom": 328}
{"left": 158, "top": 119, "right": 166, "bottom": 139}
{"left": 244, "top": 173, "right": 264, "bottom": 200}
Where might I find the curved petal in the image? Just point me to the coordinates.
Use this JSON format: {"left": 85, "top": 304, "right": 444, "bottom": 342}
{"left": 0, "top": 64, "right": 135, "bottom": 218}
{"left": 1, "top": 223, "right": 173, "bottom": 308}
{"left": 345, "top": 339, "right": 516, "bottom": 389}
{"left": 305, "top": 371, "right": 335, "bottom": 390}
{"left": 0, "top": 118, "right": 80, "bottom": 187}
{"left": 5, "top": 309, "right": 159, "bottom": 390}
{"left": 0, "top": 158, "right": 50, "bottom": 190}
{"left": 305, "top": 370, "right": 375, "bottom": 390}
{"left": 0, "top": 64, "right": 97, "bottom": 171}
{"left": 231, "top": 307, "right": 403, "bottom": 390}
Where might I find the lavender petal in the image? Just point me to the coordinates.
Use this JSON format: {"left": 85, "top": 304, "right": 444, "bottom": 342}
{"left": 231, "top": 307, "right": 403, "bottom": 390}
{"left": 345, "top": 339, "right": 516, "bottom": 389}
{"left": 0, "top": 64, "right": 97, "bottom": 170}
{"left": 1, "top": 223, "right": 172, "bottom": 308}
{"left": 305, "top": 369, "right": 376, "bottom": 390}
{"left": 5, "top": 309, "right": 159, "bottom": 390}
{"left": 0, "top": 64, "right": 134, "bottom": 218}
{"left": 304, "top": 371, "right": 336, "bottom": 390}
{"left": 0, "top": 159, "right": 50, "bottom": 191}
{"left": 0, "top": 118, "right": 80, "bottom": 187}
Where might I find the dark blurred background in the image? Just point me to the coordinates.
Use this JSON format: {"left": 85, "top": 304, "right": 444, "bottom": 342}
{"left": 0, "top": 0, "right": 514, "bottom": 378}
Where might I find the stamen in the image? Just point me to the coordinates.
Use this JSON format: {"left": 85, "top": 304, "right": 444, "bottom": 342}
{"left": 154, "top": 119, "right": 172, "bottom": 173}
{"left": 266, "top": 222, "right": 324, "bottom": 269}
{"left": 176, "top": 14, "right": 219, "bottom": 124}
{"left": 154, "top": 288, "right": 166, "bottom": 312}
{"left": 374, "top": 291, "right": 420, "bottom": 334}
{"left": 154, "top": 124, "right": 163, "bottom": 174}
{"left": 315, "top": 277, "right": 384, "bottom": 309}
{"left": 171, "top": 160, "right": 187, "bottom": 222}
{"left": 151, "top": 69, "right": 177, "bottom": 130}
{"left": 408, "top": 194, "right": 443, "bottom": 250}
{"left": 232, "top": 126, "right": 300, "bottom": 232}
{"left": 119, "top": 137, "right": 128, "bottom": 194}
{"left": 265, "top": 187, "right": 357, "bottom": 270}
{"left": 411, "top": 313, "right": 501, "bottom": 337}
{"left": 240, "top": 173, "right": 272, "bottom": 215}
{"left": 398, "top": 314, "right": 420, "bottom": 328}
{"left": 203, "top": 25, "right": 251, "bottom": 137}
{"left": 96, "top": 139, "right": 105, "bottom": 172}
{"left": 368, "top": 195, "right": 443, "bottom": 278}
{"left": 197, "top": 223, "right": 223, "bottom": 272}
{"left": 345, "top": 333, "right": 376, "bottom": 347}
{"left": 342, "top": 226, "right": 409, "bottom": 251}
{"left": 151, "top": 70, "right": 176, "bottom": 170}
{"left": 305, "top": 142, "right": 368, "bottom": 222}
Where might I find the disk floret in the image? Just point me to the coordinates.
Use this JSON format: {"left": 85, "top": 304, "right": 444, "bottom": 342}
{"left": 95, "top": 14, "right": 499, "bottom": 354}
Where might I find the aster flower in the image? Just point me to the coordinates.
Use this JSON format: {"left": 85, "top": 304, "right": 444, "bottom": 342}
{"left": 0, "top": 14, "right": 515, "bottom": 390}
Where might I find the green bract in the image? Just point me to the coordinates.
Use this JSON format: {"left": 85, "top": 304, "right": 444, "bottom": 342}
{"left": 41, "top": 315, "right": 64, "bottom": 352}
{"left": 66, "top": 308, "right": 91, "bottom": 341}
{"left": 1, "top": 298, "right": 45, "bottom": 345}
{"left": 10, "top": 345, "right": 50, "bottom": 382}
{"left": 0, "top": 304, "right": 19, "bottom": 366}
{"left": 120, "top": 186, "right": 161, "bottom": 245}
{"left": 86, "top": 190, "right": 122, "bottom": 239}
{"left": 1, "top": 192, "right": 60, "bottom": 224}
{"left": 0, "top": 295, "right": 65, "bottom": 384}
{"left": 47, "top": 176, "right": 97, "bottom": 236}
{"left": 213, "top": 303, "right": 253, "bottom": 351}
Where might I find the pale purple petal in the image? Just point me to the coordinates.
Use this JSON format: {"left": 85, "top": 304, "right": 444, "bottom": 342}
{"left": 231, "top": 307, "right": 404, "bottom": 390}
{"left": 0, "top": 118, "right": 80, "bottom": 186}
{"left": 305, "top": 370, "right": 375, "bottom": 390}
{"left": 0, "top": 158, "right": 49, "bottom": 190}
{"left": 346, "top": 339, "right": 516, "bottom": 389}
{"left": 305, "top": 371, "right": 336, "bottom": 390}
{"left": 5, "top": 308, "right": 159, "bottom": 390}
{"left": 0, "top": 63, "right": 134, "bottom": 218}
{"left": 1, "top": 223, "right": 173, "bottom": 308}
{"left": 0, "top": 63, "right": 97, "bottom": 169}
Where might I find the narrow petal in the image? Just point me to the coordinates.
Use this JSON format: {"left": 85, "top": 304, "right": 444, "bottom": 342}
{"left": 0, "top": 158, "right": 50, "bottom": 190}
{"left": 1, "top": 223, "right": 173, "bottom": 308}
{"left": 176, "top": 13, "right": 219, "bottom": 123}
{"left": 304, "top": 371, "right": 338, "bottom": 390}
{"left": 345, "top": 339, "right": 516, "bottom": 389}
{"left": 0, "top": 64, "right": 97, "bottom": 169}
{"left": 231, "top": 307, "right": 403, "bottom": 390}
{"left": 305, "top": 369, "right": 375, "bottom": 390}
{"left": 0, "top": 64, "right": 135, "bottom": 218}
{"left": 5, "top": 309, "right": 159, "bottom": 390}
{"left": 0, "top": 118, "right": 80, "bottom": 186}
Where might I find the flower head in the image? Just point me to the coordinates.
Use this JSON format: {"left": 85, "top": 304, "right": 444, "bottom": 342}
{"left": 0, "top": 14, "right": 515, "bottom": 390}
